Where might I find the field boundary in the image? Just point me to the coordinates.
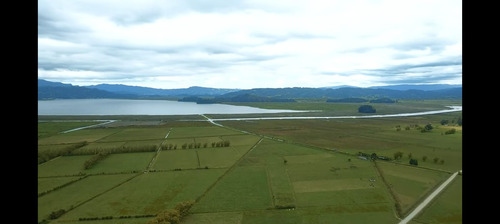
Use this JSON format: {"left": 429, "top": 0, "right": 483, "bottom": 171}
{"left": 145, "top": 128, "right": 172, "bottom": 171}
{"left": 194, "top": 137, "right": 263, "bottom": 203}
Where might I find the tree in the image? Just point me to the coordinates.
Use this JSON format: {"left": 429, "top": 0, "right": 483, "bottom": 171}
{"left": 409, "top": 158, "right": 418, "bottom": 166}
{"left": 433, "top": 157, "right": 439, "bottom": 163}
{"left": 393, "top": 151, "right": 403, "bottom": 160}
{"left": 424, "top": 123, "right": 433, "bottom": 131}
{"left": 358, "top": 105, "right": 376, "bottom": 113}
{"left": 445, "top": 128, "right": 456, "bottom": 135}
{"left": 422, "top": 155, "right": 427, "bottom": 162}
{"left": 371, "top": 153, "right": 378, "bottom": 160}
{"left": 408, "top": 152, "right": 412, "bottom": 159}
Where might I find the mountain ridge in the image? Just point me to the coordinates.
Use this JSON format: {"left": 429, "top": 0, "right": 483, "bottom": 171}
{"left": 38, "top": 79, "right": 462, "bottom": 100}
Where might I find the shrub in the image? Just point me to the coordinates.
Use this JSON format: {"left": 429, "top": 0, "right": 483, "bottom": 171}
{"left": 409, "top": 158, "right": 418, "bottom": 166}
{"left": 147, "top": 200, "right": 195, "bottom": 224}
{"left": 445, "top": 128, "right": 456, "bottom": 135}
{"left": 49, "top": 209, "right": 66, "bottom": 220}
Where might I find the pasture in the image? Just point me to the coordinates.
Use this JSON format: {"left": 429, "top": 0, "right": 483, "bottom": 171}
{"left": 38, "top": 122, "right": 261, "bottom": 223}
{"left": 38, "top": 100, "right": 461, "bottom": 223}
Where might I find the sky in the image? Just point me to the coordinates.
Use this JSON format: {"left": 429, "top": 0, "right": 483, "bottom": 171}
{"left": 38, "top": 0, "right": 462, "bottom": 90}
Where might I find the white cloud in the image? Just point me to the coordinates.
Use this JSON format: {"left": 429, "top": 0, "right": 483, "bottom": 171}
{"left": 38, "top": 0, "right": 462, "bottom": 89}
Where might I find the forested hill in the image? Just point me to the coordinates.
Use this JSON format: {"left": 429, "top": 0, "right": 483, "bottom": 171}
{"left": 88, "top": 84, "right": 238, "bottom": 96}
{"left": 219, "top": 86, "right": 462, "bottom": 100}
{"left": 38, "top": 79, "right": 461, "bottom": 100}
{"left": 38, "top": 79, "right": 133, "bottom": 100}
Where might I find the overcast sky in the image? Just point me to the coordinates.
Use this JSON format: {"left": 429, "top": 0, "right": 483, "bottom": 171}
{"left": 38, "top": 0, "right": 462, "bottom": 89}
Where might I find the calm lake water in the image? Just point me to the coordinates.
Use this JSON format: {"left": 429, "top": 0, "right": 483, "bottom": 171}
{"left": 37, "top": 99, "right": 303, "bottom": 115}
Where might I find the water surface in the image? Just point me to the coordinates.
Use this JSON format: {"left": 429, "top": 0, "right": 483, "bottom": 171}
{"left": 37, "top": 99, "right": 303, "bottom": 115}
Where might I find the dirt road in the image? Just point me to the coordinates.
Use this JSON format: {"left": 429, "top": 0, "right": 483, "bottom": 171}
{"left": 398, "top": 170, "right": 460, "bottom": 224}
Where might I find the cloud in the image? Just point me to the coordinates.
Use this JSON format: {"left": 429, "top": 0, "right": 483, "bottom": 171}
{"left": 38, "top": 0, "right": 462, "bottom": 89}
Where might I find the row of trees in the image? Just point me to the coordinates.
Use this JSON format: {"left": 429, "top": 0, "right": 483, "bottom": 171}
{"left": 38, "top": 141, "right": 88, "bottom": 164}
{"left": 38, "top": 143, "right": 158, "bottom": 165}
{"left": 395, "top": 115, "right": 462, "bottom": 133}
{"left": 74, "top": 145, "right": 157, "bottom": 155}
{"left": 360, "top": 151, "right": 446, "bottom": 166}
{"left": 393, "top": 151, "right": 445, "bottom": 165}
{"left": 83, "top": 151, "right": 110, "bottom": 170}
{"left": 78, "top": 214, "right": 155, "bottom": 221}
{"left": 395, "top": 124, "right": 434, "bottom": 132}
{"left": 161, "top": 140, "right": 231, "bottom": 150}
{"left": 440, "top": 116, "right": 462, "bottom": 126}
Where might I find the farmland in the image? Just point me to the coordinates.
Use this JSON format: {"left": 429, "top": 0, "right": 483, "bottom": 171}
{"left": 38, "top": 100, "right": 461, "bottom": 224}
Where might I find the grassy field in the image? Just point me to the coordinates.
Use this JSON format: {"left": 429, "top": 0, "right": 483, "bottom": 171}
{"left": 220, "top": 111, "right": 462, "bottom": 172}
{"left": 38, "top": 100, "right": 462, "bottom": 223}
{"left": 38, "top": 121, "right": 103, "bottom": 139}
{"left": 38, "top": 122, "right": 262, "bottom": 223}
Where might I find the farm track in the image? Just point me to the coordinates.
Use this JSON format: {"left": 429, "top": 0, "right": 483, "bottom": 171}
{"left": 198, "top": 110, "right": 462, "bottom": 223}
{"left": 264, "top": 166, "right": 276, "bottom": 208}
{"left": 398, "top": 171, "right": 460, "bottom": 224}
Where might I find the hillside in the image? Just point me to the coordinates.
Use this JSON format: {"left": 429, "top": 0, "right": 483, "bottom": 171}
{"left": 38, "top": 79, "right": 461, "bottom": 100}
{"left": 87, "top": 84, "right": 239, "bottom": 96}
{"left": 38, "top": 80, "right": 132, "bottom": 100}
{"left": 219, "top": 86, "right": 462, "bottom": 100}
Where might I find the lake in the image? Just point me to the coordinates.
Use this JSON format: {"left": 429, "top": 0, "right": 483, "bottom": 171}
{"left": 37, "top": 99, "right": 304, "bottom": 115}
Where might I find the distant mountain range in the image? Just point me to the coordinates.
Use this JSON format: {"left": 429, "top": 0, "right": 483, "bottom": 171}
{"left": 38, "top": 79, "right": 462, "bottom": 101}
{"left": 87, "top": 83, "right": 238, "bottom": 96}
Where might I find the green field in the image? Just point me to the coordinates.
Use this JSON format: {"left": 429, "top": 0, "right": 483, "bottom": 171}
{"left": 38, "top": 100, "right": 462, "bottom": 223}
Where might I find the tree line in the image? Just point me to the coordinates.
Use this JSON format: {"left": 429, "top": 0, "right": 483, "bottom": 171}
{"left": 359, "top": 151, "right": 446, "bottom": 166}
{"left": 83, "top": 151, "right": 110, "bottom": 169}
{"left": 161, "top": 140, "right": 231, "bottom": 150}
{"left": 38, "top": 141, "right": 88, "bottom": 164}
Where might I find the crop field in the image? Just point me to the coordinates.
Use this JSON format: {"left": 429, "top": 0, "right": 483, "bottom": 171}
{"left": 38, "top": 100, "right": 462, "bottom": 223}
{"left": 37, "top": 122, "right": 263, "bottom": 223}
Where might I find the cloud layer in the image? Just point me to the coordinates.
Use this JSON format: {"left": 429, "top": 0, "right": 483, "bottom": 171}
{"left": 38, "top": 0, "right": 462, "bottom": 89}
